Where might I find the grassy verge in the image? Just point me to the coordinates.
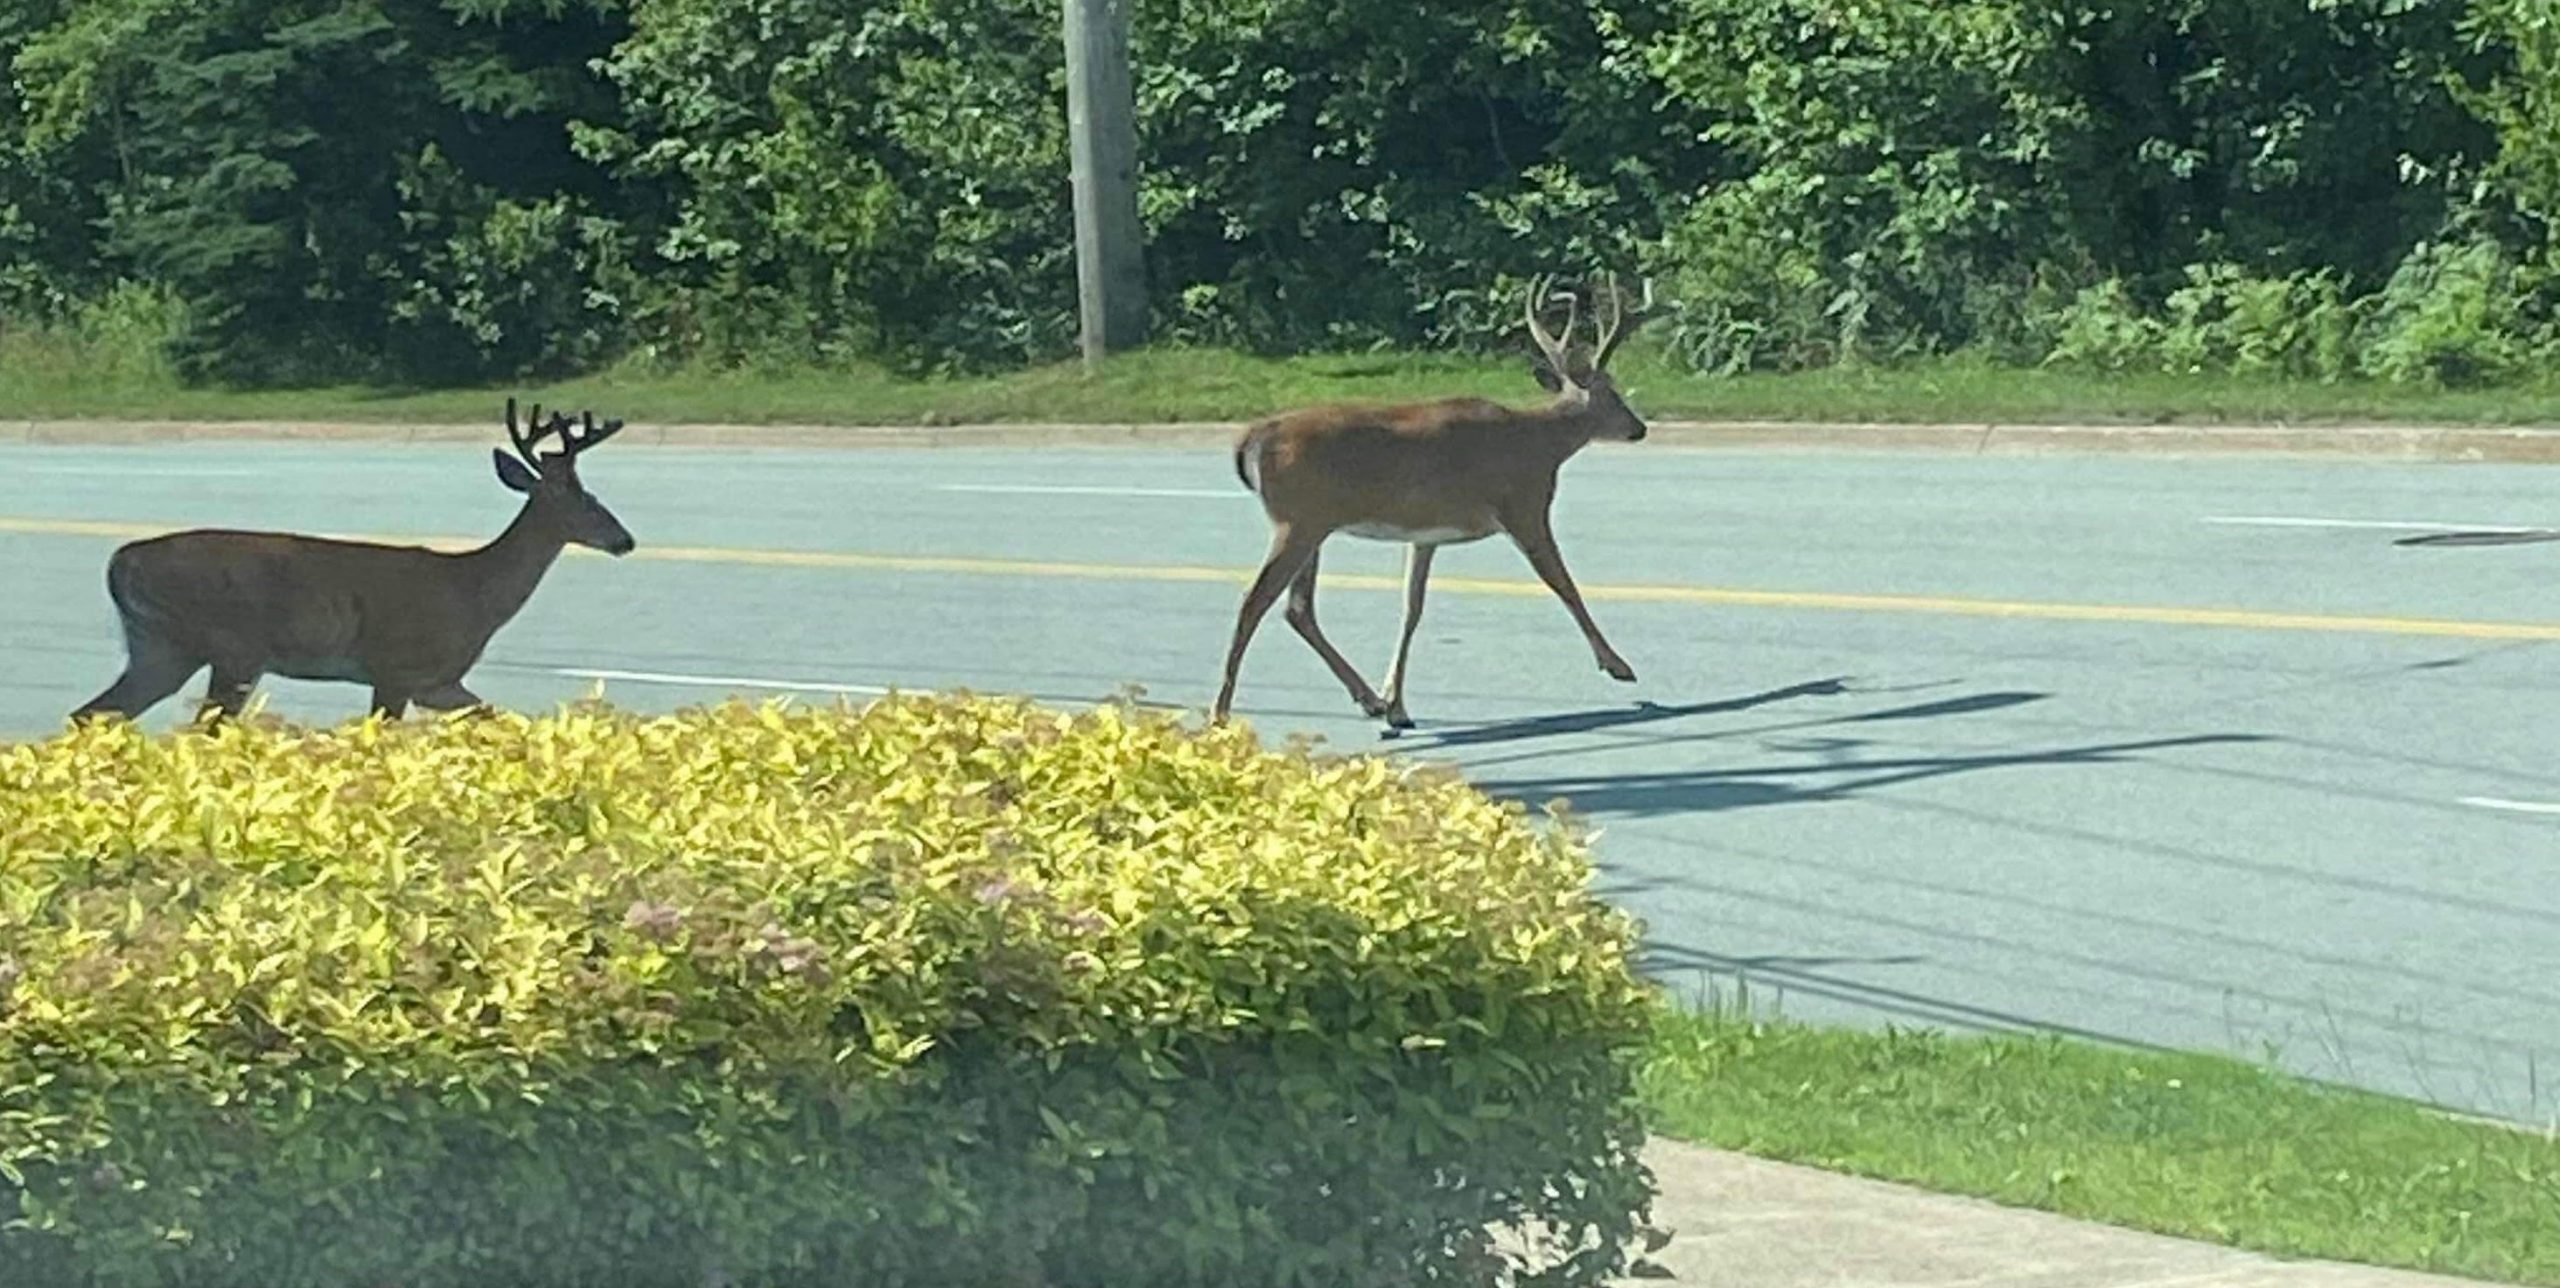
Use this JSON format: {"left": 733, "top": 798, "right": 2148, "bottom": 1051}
{"left": 8, "top": 329, "right": 2560, "bottom": 427}
{"left": 1639, "top": 1005, "right": 2560, "bottom": 1284}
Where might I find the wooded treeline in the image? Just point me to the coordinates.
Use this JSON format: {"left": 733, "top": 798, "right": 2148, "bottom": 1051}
{"left": 2, "top": 0, "right": 2553, "bottom": 386}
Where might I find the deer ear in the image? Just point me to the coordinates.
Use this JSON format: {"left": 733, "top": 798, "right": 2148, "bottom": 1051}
{"left": 493, "top": 449, "right": 540, "bottom": 494}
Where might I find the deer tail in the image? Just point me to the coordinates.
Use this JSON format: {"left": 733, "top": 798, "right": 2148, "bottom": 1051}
{"left": 1233, "top": 422, "right": 1270, "bottom": 494}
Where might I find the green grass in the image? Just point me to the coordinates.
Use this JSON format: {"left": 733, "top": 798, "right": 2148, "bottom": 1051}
{"left": 9, "top": 325, "right": 2560, "bottom": 427}
{"left": 1639, "top": 1004, "right": 2560, "bottom": 1284}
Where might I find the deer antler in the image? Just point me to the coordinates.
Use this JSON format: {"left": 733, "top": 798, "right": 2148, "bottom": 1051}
{"left": 504, "top": 397, "right": 545, "bottom": 468}
{"left": 1523, "top": 273, "right": 1580, "bottom": 377}
{"left": 503, "top": 397, "right": 607, "bottom": 467}
{"left": 561, "top": 410, "right": 625, "bottom": 458}
{"left": 1589, "top": 272, "right": 1651, "bottom": 372}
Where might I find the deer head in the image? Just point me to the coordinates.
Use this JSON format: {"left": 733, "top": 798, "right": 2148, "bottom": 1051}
{"left": 491, "top": 398, "right": 637, "bottom": 556}
{"left": 1525, "top": 272, "right": 1651, "bottom": 442}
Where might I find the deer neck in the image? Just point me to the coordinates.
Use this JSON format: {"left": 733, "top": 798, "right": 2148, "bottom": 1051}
{"left": 1520, "top": 394, "right": 1609, "bottom": 465}
{"left": 458, "top": 502, "right": 570, "bottom": 630}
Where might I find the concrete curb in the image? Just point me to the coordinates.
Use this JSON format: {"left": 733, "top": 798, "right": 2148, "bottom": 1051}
{"left": 1622, "top": 1139, "right": 2493, "bottom": 1286}
{"left": 6, "top": 417, "right": 2560, "bottom": 462}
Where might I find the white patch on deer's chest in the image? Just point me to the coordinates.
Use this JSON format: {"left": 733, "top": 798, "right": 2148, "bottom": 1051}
{"left": 1341, "top": 522, "right": 1497, "bottom": 546}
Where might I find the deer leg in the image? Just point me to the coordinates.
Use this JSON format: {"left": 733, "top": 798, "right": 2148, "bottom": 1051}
{"left": 194, "top": 661, "right": 262, "bottom": 725}
{"left": 413, "top": 681, "right": 492, "bottom": 716}
{"left": 1379, "top": 543, "right": 1437, "bottom": 729}
{"left": 1502, "top": 507, "right": 1636, "bottom": 683}
{"left": 70, "top": 640, "right": 202, "bottom": 723}
{"left": 1283, "top": 548, "right": 1390, "bottom": 718}
{"left": 369, "top": 687, "right": 413, "bottom": 720}
{"left": 1213, "top": 525, "right": 1325, "bottom": 724}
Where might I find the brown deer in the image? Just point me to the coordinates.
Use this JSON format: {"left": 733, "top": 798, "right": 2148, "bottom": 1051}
{"left": 70, "top": 399, "right": 636, "bottom": 725}
{"left": 1213, "top": 273, "right": 1649, "bottom": 728}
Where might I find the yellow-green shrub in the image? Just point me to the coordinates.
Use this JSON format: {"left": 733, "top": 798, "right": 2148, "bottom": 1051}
{"left": 0, "top": 696, "right": 1656, "bottom": 1287}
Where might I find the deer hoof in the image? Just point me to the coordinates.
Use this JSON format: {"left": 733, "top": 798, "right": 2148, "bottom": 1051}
{"left": 1601, "top": 657, "right": 1638, "bottom": 683}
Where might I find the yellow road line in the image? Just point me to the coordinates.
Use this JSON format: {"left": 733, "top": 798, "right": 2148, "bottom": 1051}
{"left": 7, "top": 515, "right": 2559, "bottom": 643}
{"left": 0, "top": 517, "right": 173, "bottom": 541}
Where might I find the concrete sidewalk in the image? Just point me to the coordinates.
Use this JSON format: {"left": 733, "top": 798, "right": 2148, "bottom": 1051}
{"left": 1623, "top": 1140, "right": 2490, "bottom": 1287}
{"left": 7, "top": 416, "right": 2560, "bottom": 462}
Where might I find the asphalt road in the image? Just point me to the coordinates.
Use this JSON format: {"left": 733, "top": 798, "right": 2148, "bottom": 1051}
{"left": 4, "top": 441, "right": 2558, "bottom": 1123}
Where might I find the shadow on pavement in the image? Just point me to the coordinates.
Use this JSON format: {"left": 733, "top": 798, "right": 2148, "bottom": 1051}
{"left": 1479, "top": 733, "right": 2268, "bottom": 820}
{"left": 2394, "top": 529, "right": 2560, "bottom": 547}
{"left": 1389, "top": 676, "right": 1861, "bottom": 749}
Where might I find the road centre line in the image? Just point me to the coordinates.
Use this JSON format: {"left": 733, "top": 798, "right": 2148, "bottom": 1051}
{"left": 8, "top": 514, "right": 2560, "bottom": 643}
{"left": 2203, "top": 515, "right": 2540, "bottom": 534}
{"left": 2460, "top": 797, "right": 2560, "bottom": 817}
{"left": 10, "top": 465, "right": 264, "bottom": 478}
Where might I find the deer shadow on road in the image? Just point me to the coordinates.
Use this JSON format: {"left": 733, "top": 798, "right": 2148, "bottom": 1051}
{"left": 1393, "top": 679, "right": 2074, "bottom": 754}
{"left": 1388, "top": 676, "right": 1864, "bottom": 749}
{"left": 1477, "top": 731, "right": 2267, "bottom": 820}
{"left": 1371, "top": 672, "right": 2267, "bottom": 825}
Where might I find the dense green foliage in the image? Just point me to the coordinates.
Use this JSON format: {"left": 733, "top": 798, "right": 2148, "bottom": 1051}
{"left": 4, "top": 0, "right": 630, "bottom": 382}
{"left": 0, "top": 697, "right": 1658, "bottom": 1287}
{"left": 2, "top": 0, "right": 2556, "bottom": 384}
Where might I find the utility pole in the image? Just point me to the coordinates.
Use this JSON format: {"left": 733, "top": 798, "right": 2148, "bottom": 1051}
{"left": 1064, "top": 0, "right": 1147, "bottom": 365}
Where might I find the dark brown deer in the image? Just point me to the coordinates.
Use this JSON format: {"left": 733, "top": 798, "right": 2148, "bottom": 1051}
{"left": 70, "top": 399, "right": 636, "bottom": 724}
{"left": 1214, "top": 273, "right": 1650, "bottom": 727}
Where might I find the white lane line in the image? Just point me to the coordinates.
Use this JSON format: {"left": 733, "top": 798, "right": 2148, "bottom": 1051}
{"left": 937, "top": 484, "right": 1234, "bottom": 499}
{"left": 2459, "top": 796, "right": 2560, "bottom": 817}
{"left": 2203, "top": 515, "right": 2539, "bottom": 534}
{"left": 544, "top": 666, "right": 1191, "bottom": 711}
{"left": 554, "top": 667, "right": 893, "bottom": 697}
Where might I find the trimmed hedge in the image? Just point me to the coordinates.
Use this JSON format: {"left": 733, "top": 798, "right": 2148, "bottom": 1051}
{"left": 0, "top": 696, "right": 1657, "bottom": 1287}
